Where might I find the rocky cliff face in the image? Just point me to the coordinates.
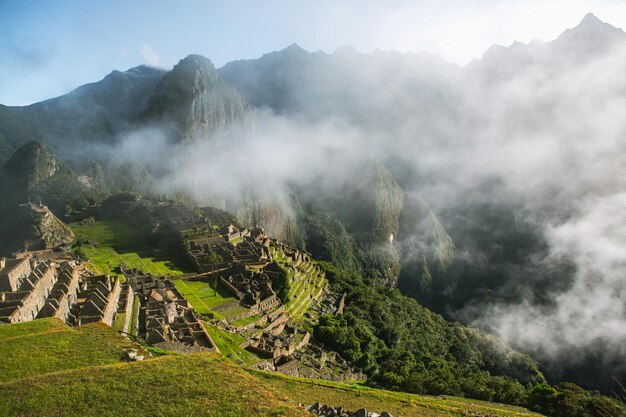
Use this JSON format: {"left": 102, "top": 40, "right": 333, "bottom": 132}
{"left": 0, "top": 140, "right": 58, "bottom": 203}
{"left": 141, "top": 55, "right": 249, "bottom": 143}
{"left": 0, "top": 203, "right": 74, "bottom": 256}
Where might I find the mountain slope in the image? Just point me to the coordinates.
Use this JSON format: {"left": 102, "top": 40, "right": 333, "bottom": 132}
{"left": 0, "top": 105, "right": 44, "bottom": 165}
{"left": 141, "top": 54, "right": 249, "bottom": 143}
{"left": 219, "top": 44, "right": 461, "bottom": 132}
{"left": 2, "top": 66, "right": 165, "bottom": 162}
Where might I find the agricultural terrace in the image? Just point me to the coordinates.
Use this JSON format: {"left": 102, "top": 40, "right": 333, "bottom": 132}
{"left": 269, "top": 243, "right": 326, "bottom": 320}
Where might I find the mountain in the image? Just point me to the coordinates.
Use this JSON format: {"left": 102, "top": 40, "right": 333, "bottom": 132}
{"left": 141, "top": 54, "right": 249, "bottom": 143}
{"left": 0, "top": 140, "right": 58, "bottom": 204}
{"left": 0, "top": 106, "right": 44, "bottom": 165}
{"left": 218, "top": 43, "right": 461, "bottom": 132}
{"left": 0, "top": 144, "right": 75, "bottom": 254}
{"left": 7, "top": 66, "right": 166, "bottom": 161}
{"left": 466, "top": 13, "right": 626, "bottom": 84}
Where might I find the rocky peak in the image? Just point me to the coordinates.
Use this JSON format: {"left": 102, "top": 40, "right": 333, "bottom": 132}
{"left": 0, "top": 140, "right": 57, "bottom": 194}
{"left": 555, "top": 12, "right": 625, "bottom": 51}
{"left": 141, "top": 54, "right": 249, "bottom": 144}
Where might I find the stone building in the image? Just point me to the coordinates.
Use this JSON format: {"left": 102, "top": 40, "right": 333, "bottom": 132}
{"left": 0, "top": 256, "right": 32, "bottom": 292}
{"left": 220, "top": 269, "right": 280, "bottom": 316}
{"left": 244, "top": 325, "right": 311, "bottom": 359}
{"left": 37, "top": 261, "right": 81, "bottom": 322}
{"left": 75, "top": 274, "right": 122, "bottom": 326}
{"left": 184, "top": 226, "right": 271, "bottom": 274}
{"left": 0, "top": 260, "right": 58, "bottom": 323}
{"left": 124, "top": 268, "right": 218, "bottom": 353}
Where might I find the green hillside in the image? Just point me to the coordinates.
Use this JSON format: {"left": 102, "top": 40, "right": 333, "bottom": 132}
{"left": 0, "top": 318, "right": 546, "bottom": 417}
{"left": 0, "top": 319, "right": 141, "bottom": 383}
{"left": 252, "top": 370, "right": 543, "bottom": 417}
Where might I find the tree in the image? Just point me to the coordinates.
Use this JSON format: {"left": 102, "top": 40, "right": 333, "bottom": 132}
{"left": 205, "top": 252, "right": 224, "bottom": 296}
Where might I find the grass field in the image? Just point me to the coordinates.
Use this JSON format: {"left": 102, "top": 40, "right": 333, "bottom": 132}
{"left": 172, "top": 278, "right": 237, "bottom": 315}
{"left": 0, "top": 317, "right": 67, "bottom": 339}
{"left": 70, "top": 220, "right": 192, "bottom": 277}
{"left": 112, "top": 312, "right": 126, "bottom": 332}
{"left": 251, "top": 370, "right": 544, "bottom": 417}
{"left": 232, "top": 314, "right": 262, "bottom": 327}
{"left": 0, "top": 354, "right": 308, "bottom": 417}
{"left": 129, "top": 295, "right": 140, "bottom": 336}
{"left": 0, "top": 319, "right": 141, "bottom": 383}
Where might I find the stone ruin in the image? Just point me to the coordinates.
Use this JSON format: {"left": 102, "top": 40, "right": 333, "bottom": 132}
{"left": 0, "top": 252, "right": 126, "bottom": 327}
{"left": 0, "top": 256, "right": 59, "bottom": 323}
{"left": 305, "top": 403, "right": 394, "bottom": 417}
{"left": 73, "top": 274, "right": 122, "bottom": 327}
{"left": 184, "top": 225, "right": 271, "bottom": 274}
{"left": 124, "top": 268, "right": 218, "bottom": 353}
{"left": 219, "top": 267, "right": 280, "bottom": 316}
{"left": 243, "top": 323, "right": 311, "bottom": 359}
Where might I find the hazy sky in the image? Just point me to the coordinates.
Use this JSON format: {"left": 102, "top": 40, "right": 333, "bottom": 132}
{"left": 1, "top": 0, "right": 626, "bottom": 105}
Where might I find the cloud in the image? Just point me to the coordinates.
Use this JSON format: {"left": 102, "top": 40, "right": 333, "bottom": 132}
{"left": 139, "top": 43, "right": 163, "bottom": 67}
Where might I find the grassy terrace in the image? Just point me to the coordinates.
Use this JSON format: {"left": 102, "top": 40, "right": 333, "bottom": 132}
{"left": 232, "top": 314, "right": 262, "bottom": 327}
{"left": 70, "top": 219, "right": 191, "bottom": 278}
{"left": 112, "top": 312, "right": 126, "bottom": 332}
{"left": 203, "top": 323, "right": 260, "bottom": 365}
{"left": 129, "top": 295, "right": 140, "bottom": 336}
{"left": 0, "top": 319, "right": 141, "bottom": 383}
{"left": 0, "top": 317, "right": 66, "bottom": 339}
{"left": 251, "top": 370, "right": 544, "bottom": 417}
{"left": 269, "top": 245, "right": 327, "bottom": 320}
{"left": 172, "top": 278, "right": 252, "bottom": 322}
{"left": 172, "top": 278, "right": 237, "bottom": 315}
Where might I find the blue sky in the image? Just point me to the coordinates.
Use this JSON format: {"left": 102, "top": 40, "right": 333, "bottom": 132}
{"left": 1, "top": 0, "right": 626, "bottom": 105}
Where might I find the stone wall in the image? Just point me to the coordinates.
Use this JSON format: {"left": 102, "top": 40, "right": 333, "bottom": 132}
{"left": 2, "top": 262, "right": 57, "bottom": 323}
{"left": 101, "top": 278, "right": 122, "bottom": 326}
{"left": 121, "top": 285, "right": 135, "bottom": 333}
{"left": 38, "top": 262, "right": 80, "bottom": 322}
{"left": 0, "top": 258, "right": 32, "bottom": 292}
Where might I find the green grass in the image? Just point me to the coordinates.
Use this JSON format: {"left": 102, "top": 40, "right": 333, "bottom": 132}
{"left": 129, "top": 295, "right": 140, "bottom": 336}
{"left": 283, "top": 262, "right": 326, "bottom": 320}
{"left": 172, "top": 278, "right": 237, "bottom": 314}
{"left": 268, "top": 245, "right": 327, "bottom": 320}
{"left": 232, "top": 315, "right": 262, "bottom": 327}
{"left": 203, "top": 323, "right": 261, "bottom": 366}
{"left": 0, "top": 319, "right": 541, "bottom": 417}
{"left": 0, "top": 354, "right": 308, "bottom": 417}
{"left": 0, "top": 320, "right": 142, "bottom": 383}
{"left": 0, "top": 317, "right": 67, "bottom": 339}
{"left": 220, "top": 304, "right": 251, "bottom": 320}
{"left": 70, "top": 220, "right": 191, "bottom": 277}
{"left": 112, "top": 313, "right": 126, "bottom": 332}
{"left": 250, "top": 370, "right": 544, "bottom": 417}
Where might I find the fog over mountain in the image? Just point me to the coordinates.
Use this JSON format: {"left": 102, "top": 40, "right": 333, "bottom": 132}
{"left": 0, "top": 12, "right": 625, "bottom": 394}
{"left": 218, "top": 14, "right": 626, "bottom": 388}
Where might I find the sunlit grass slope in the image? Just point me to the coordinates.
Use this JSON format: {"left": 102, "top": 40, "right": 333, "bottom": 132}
{"left": 0, "top": 319, "right": 543, "bottom": 417}
{"left": 251, "top": 370, "right": 545, "bottom": 417}
{"left": 0, "top": 354, "right": 308, "bottom": 417}
{"left": 0, "top": 319, "right": 139, "bottom": 383}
